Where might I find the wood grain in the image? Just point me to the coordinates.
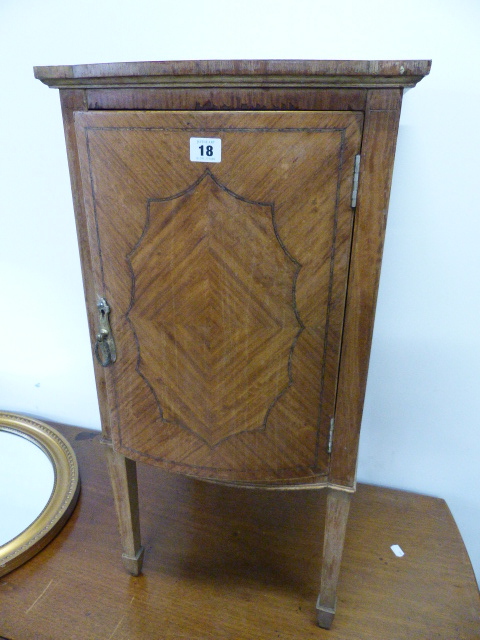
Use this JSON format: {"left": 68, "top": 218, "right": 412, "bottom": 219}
{"left": 74, "top": 110, "right": 363, "bottom": 484}
{"left": 40, "top": 61, "right": 431, "bottom": 491}
{"left": 330, "top": 90, "right": 403, "bottom": 487}
{"left": 59, "top": 89, "right": 112, "bottom": 439}
{"left": 1, "top": 422, "right": 478, "bottom": 640}
{"left": 85, "top": 87, "right": 367, "bottom": 111}
{"left": 34, "top": 59, "right": 432, "bottom": 89}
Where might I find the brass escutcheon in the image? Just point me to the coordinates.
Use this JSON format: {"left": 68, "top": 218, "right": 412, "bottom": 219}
{"left": 95, "top": 297, "right": 116, "bottom": 367}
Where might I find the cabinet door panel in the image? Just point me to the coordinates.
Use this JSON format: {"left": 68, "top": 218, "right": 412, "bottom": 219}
{"left": 74, "top": 111, "right": 362, "bottom": 484}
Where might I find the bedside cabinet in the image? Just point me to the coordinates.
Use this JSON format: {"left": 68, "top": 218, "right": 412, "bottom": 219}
{"left": 34, "top": 59, "right": 430, "bottom": 628}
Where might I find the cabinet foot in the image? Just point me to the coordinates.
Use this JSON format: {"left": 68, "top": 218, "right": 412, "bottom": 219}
{"left": 122, "top": 546, "right": 145, "bottom": 576}
{"left": 316, "top": 603, "right": 336, "bottom": 629}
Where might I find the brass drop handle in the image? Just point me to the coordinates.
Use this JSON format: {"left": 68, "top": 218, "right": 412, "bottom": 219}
{"left": 94, "top": 298, "right": 116, "bottom": 367}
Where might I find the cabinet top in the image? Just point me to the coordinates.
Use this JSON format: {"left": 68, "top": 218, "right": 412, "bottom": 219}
{"left": 34, "top": 59, "right": 431, "bottom": 90}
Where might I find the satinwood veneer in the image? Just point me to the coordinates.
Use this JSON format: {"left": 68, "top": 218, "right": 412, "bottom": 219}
{"left": 35, "top": 59, "right": 430, "bottom": 628}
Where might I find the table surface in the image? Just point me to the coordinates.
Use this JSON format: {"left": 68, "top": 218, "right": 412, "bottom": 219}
{"left": 1, "top": 422, "right": 479, "bottom": 640}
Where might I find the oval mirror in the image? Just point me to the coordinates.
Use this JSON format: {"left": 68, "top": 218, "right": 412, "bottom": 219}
{"left": 0, "top": 412, "right": 80, "bottom": 577}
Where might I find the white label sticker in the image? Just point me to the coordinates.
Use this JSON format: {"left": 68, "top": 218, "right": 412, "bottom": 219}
{"left": 190, "top": 137, "right": 221, "bottom": 163}
{"left": 390, "top": 544, "right": 405, "bottom": 557}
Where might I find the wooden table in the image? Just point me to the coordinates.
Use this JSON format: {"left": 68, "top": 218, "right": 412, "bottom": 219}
{"left": 1, "top": 423, "right": 479, "bottom": 639}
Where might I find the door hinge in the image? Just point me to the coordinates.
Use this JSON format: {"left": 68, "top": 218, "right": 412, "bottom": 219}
{"left": 327, "top": 417, "right": 335, "bottom": 454}
{"left": 351, "top": 154, "right": 361, "bottom": 208}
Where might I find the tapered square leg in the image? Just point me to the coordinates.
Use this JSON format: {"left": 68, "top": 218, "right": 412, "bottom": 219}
{"left": 316, "top": 488, "right": 352, "bottom": 629}
{"left": 104, "top": 445, "right": 144, "bottom": 575}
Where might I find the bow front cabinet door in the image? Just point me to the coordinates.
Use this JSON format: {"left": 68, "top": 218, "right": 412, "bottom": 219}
{"left": 73, "top": 110, "right": 362, "bottom": 485}
{"left": 35, "top": 60, "right": 430, "bottom": 628}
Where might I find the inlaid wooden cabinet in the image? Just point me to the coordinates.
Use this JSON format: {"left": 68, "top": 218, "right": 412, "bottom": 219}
{"left": 35, "top": 60, "right": 430, "bottom": 628}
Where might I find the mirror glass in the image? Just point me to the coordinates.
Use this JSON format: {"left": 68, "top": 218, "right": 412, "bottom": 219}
{"left": 0, "top": 430, "right": 55, "bottom": 545}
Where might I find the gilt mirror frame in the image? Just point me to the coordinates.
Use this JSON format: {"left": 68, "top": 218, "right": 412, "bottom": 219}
{"left": 0, "top": 412, "right": 80, "bottom": 577}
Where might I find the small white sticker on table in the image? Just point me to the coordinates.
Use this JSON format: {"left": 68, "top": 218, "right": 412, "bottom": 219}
{"left": 190, "top": 137, "right": 221, "bottom": 163}
{"left": 390, "top": 544, "right": 405, "bottom": 557}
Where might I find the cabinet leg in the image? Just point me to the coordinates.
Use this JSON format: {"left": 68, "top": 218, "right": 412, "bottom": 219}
{"left": 104, "top": 446, "right": 144, "bottom": 575}
{"left": 316, "top": 488, "right": 351, "bottom": 629}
